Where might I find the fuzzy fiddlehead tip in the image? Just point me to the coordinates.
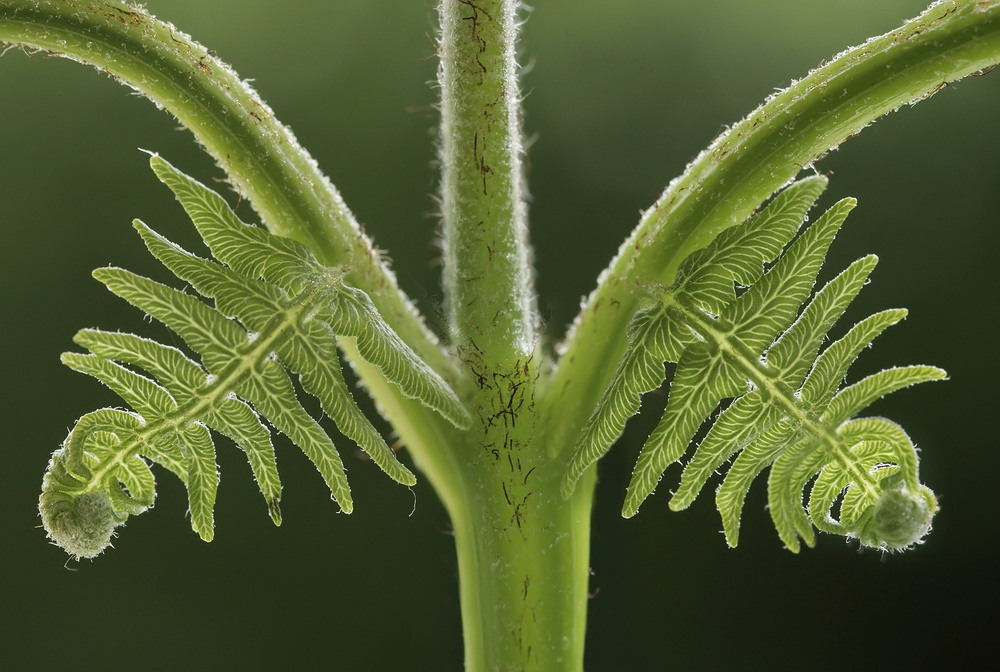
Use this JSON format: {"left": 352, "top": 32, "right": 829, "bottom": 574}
{"left": 39, "top": 489, "right": 126, "bottom": 560}
{"left": 850, "top": 473, "right": 937, "bottom": 551}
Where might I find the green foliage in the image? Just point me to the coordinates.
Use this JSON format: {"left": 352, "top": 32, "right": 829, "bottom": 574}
{"left": 562, "top": 177, "right": 944, "bottom": 552}
{"left": 39, "top": 155, "right": 469, "bottom": 558}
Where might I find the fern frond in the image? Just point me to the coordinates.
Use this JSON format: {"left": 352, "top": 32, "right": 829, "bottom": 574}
{"left": 563, "top": 179, "right": 943, "bottom": 552}
{"left": 148, "top": 155, "right": 472, "bottom": 429}
{"left": 40, "top": 155, "right": 470, "bottom": 559}
{"left": 561, "top": 176, "right": 829, "bottom": 497}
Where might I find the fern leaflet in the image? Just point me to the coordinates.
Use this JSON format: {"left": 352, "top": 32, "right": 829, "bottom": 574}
{"left": 39, "top": 155, "right": 470, "bottom": 559}
{"left": 562, "top": 177, "right": 942, "bottom": 552}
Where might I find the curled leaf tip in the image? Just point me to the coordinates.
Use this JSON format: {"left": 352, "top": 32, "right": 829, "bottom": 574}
{"left": 39, "top": 489, "right": 126, "bottom": 560}
{"left": 851, "top": 473, "right": 936, "bottom": 551}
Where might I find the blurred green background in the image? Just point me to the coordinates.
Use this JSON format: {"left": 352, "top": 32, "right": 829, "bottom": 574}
{"left": 3, "top": 1, "right": 997, "bottom": 669}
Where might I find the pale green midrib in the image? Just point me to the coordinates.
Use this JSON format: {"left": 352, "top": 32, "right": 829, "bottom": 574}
{"left": 542, "top": 0, "right": 1000, "bottom": 465}
{"left": 677, "top": 300, "right": 879, "bottom": 499}
{"left": 0, "top": 0, "right": 458, "bottom": 386}
{"left": 76, "top": 278, "right": 324, "bottom": 491}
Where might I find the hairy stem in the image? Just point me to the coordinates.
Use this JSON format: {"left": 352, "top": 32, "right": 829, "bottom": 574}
{"left": 438, "top": 0, "right": 534, "bottom": 360}
{"left": 436, "top": 2, "right": 593, "bottom": 670}
{"left": 544, "top": 0, "right": 1000, "bottom": 470}
{"left": 452, "top": 460, "right": 594, "bottom": 671}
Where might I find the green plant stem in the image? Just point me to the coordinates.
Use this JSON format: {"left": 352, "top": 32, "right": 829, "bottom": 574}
{"left": 436, "top": 2, "right": 593, "bottom": 669}
{"left": 438, "top": 0, "right": 534, "bottom": 359}
{"left": 544, "top": 0, "right": 1000, "bottom": 469}
{"left": 451, "top": 448, "right": 595, "bottom": 671}
{"left": 347, "top": 341, "right": 596, "bottom": 672}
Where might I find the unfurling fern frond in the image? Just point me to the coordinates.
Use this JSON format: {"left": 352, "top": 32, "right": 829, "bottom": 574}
{"left": 562, "top": 176, "right": 943, "bottom": 552}
{"left": 39, "top": 155, "right": 470, "bottom": 559}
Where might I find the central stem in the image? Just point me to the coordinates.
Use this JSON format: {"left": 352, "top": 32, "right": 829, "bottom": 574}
{"left": 437, "top": 1, "right": 592, "bottom": 670}
{"left": 452, "top": 455, "right": 596, "bottom": 671}
{"left": 438, "top": 0, "right": 534, "bottom": 357}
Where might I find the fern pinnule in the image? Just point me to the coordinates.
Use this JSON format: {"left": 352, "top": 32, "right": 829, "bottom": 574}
{"left": 40, "top": 155, "right": 470, "bottom": 559}
{"left": 563, "top": 179, "right": 943, "bottom": 552}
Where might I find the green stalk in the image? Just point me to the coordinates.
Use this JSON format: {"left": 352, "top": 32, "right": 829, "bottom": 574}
{"left": 436, "top": 2, "right": 592, "bottom": 669}
{"left": 452, "top": 458, "right": 595, "bottom": 671}
{"left": 544, "top": 0, "right": 1000, "bottom": 470}
{"left": 438, "top": 0, "right": 535, "bottom": 358}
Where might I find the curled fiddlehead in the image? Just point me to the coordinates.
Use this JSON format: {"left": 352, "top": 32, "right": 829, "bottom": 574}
{"left": 562, "top": 176, "right": 943, "bottom": 552}
{"left": 39, "top": 155, "right": 471, "bottom": 559}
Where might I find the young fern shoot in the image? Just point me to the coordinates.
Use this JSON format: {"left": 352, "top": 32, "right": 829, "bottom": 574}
{"left": 562, "top": 177, "right": 943, "bottom": 552}
{"left": 8, "top": 0, "right": 1000, "bottom": 668}
{"left": 40, "top": 155, "right": 470, "bottom": 559}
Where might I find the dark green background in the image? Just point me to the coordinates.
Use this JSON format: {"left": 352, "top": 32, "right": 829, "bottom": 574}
{"left": 2, "top": 1, "right": 996, "bottom": 669}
